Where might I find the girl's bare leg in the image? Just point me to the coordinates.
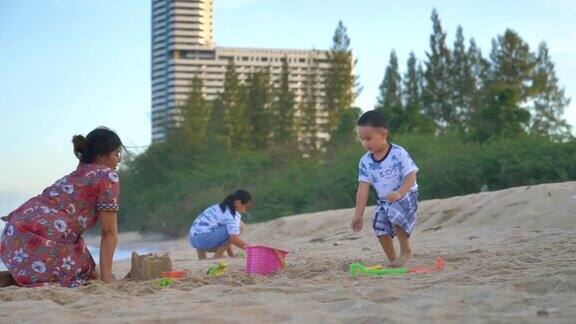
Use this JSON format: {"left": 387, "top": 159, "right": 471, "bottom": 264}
{"left": 213, "top": 243, "right": 231, "bottom": 259}
{"left": 196, "top": 249, "right": 207, "bottom": 260}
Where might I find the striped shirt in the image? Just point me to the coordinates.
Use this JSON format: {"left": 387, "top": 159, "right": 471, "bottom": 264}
{"left": 189, "top": 204, "right": 242, "bottom": 236}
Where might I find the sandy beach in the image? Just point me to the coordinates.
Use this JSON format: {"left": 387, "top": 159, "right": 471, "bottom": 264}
{"left": 1, "top": 181, "right": 575, "bottom": 323}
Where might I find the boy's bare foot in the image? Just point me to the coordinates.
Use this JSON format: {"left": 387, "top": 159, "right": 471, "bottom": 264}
{"left": 390, "top": 252, "right": 412, "bottom": 268}
{"left": 385, "top": 258, "right": 397, "bottom": 268}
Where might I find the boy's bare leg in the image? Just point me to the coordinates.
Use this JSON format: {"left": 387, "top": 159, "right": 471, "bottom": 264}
{"left": 377, "top": 235, "right": 397, "bottom": 265}
{"left": 213, "top": 243, "right": 231, "bottom": 259}
{"left": 390, "top": 226, "right": 412, "bottom": 268}
{"left": 0, "top": 271, "right": 16, "bottom": 287}
{"left": 196, "top": 249, "right": 207, "bottom": 260}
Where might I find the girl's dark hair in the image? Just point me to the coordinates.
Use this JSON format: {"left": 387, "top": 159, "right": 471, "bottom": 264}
{"left": 72, "top": 127, "right": 122, "bottom": 164}
{"left": 219, "top": 189, "right": 252, "bottom": 214}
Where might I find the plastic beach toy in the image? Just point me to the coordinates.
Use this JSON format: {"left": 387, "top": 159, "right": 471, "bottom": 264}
{"left": 163, "top": 271, "right": 185, "bottom": 279}
{"left": 365, "top": 264, "right": 384, "bottom": 270}
{"left": 349, "top": 257, "right": 445, "bottom": 276}
{"left": 349, "top": 264, "right": 409, "bottom": 275}
{"left": 245, "top": 245, "right": 289, "bottom": 275}
{"left": 408, "top": 257, "right": 445, "bottom": 274}
{"left": 155, "top": 278, "right": 175, "bottom": 287}
{"left": 207, "top": 262, "right": 228, "bottom": 277}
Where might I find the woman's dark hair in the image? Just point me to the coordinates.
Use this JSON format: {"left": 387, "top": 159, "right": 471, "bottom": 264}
{"left": 219, "top": 189, "right": 252, "bottom": 214}
{"left": 357, "top": 110, "right": 388, "bottom": 129}
{"left": 72, "top": 127, "right": 122, "bottom": 164}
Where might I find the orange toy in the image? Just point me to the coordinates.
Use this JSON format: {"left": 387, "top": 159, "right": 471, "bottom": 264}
{"left": 162, "top": 271, "right": 185, "bottom": 279}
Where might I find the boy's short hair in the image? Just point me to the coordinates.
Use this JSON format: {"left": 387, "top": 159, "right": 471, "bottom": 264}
{"left": 357, "top": 110, "right": 388, "bottom": 129}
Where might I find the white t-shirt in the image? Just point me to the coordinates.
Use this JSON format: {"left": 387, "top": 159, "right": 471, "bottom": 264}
{"left": 189, "top": 204, "right": 242, "bottom": 236}
{"left": 358, "top": 143, "right": 419, "bottom": 201}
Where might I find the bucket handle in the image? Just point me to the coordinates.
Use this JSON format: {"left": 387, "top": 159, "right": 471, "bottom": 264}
{"left": 274, "top": 249, "right": 286, "bottom": 270}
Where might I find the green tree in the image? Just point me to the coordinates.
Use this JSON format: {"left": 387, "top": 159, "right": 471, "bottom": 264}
{"left": 473, "top": 86, "right": 530, "bottom": 142}
{"left": 403, "top": 52, "right": 434, "bottom": 133}
{"left": 325, "top": 21, "right": 357, "bottom": 134}
{"left": 221, "top": 59, "right": 250, "bottom": 150}
{"left": 471, "top": 29, "right": 536, "bottom": 142}
{"left": 245, "top": 68, "right": 274, "bottom": 149}
{"left": 205, "top": 97, "right": 230, "bottom": 150}
{"left": 530, "top": 42, "right": 572, "bottom": 138}
{"left": 298, "top": 55, "right": 321, "bottom": 154}
{"left": 329, "top": 107, "right": 361, "bottom": 147}
{"left": 488, "top": 29, "right": 536, "bottom": 101}
{"left": 273, "top": 57, "right": 296, "bottom": 145}
{"left": 422, "top": 9, "right": 454, "bottom": 130}
{"left": 375, "top": 50, "right": 404, "bottom": 133}
{"left": 180, "top": 76, "right": 211, "bottom": 148}
{"left": 450, "top": 26, "right": 476, "bottom": 130}
{"left": 466, "top": 38, "right": 490, "bottom": 132}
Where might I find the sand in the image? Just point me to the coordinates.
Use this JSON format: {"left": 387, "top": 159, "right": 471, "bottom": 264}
{"left": 1, "top": 181, "right": 575, "bottom": 323}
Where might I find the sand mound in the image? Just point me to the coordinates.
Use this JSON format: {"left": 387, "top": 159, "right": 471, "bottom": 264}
{"left": 418, "top": 181, "right": 576, "bottom": 231}
{"left": 1, "top": 181, "right": 575, "bottom": 323}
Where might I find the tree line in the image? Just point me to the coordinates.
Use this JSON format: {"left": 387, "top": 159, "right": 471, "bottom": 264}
{"left": 174, "top": 10, "right": 572, "bottom": 157}
{"left": 376, "top": 9, "right": 572, "bottom": 142}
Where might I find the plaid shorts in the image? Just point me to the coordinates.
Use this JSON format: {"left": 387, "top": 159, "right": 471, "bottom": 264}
{"left": 373, "top": 190, "right": 419, "bottom": 237}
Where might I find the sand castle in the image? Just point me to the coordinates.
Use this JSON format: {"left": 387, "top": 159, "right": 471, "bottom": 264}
{"left": 124, "top": 251, "right": 173, "bottom": 281}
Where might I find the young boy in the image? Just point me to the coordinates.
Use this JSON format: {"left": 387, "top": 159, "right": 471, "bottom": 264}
{"left": 351, "top": 110, "right": 419, "bottom": 267}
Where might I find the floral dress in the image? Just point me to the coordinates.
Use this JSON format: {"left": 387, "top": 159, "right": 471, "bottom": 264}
{"left": 0, "top": 163, "right": 119, "bottom": 287}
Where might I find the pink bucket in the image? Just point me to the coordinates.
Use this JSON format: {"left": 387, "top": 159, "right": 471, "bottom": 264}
{"left": 245, "top": 245, "right": 289, "bottom": 275}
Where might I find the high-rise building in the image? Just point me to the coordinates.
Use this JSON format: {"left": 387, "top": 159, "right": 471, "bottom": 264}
{"left": 151, "top": 0, "right": 337, "bottom": 142}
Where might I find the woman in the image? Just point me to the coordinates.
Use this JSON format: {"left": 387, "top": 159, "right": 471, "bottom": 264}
{"left": 0, "top": 127, "right": 122, "bottom": 287}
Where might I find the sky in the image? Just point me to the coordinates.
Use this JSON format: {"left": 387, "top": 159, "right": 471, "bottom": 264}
{"left": 1, "top": 0, "right": 575, "bottom": 215}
